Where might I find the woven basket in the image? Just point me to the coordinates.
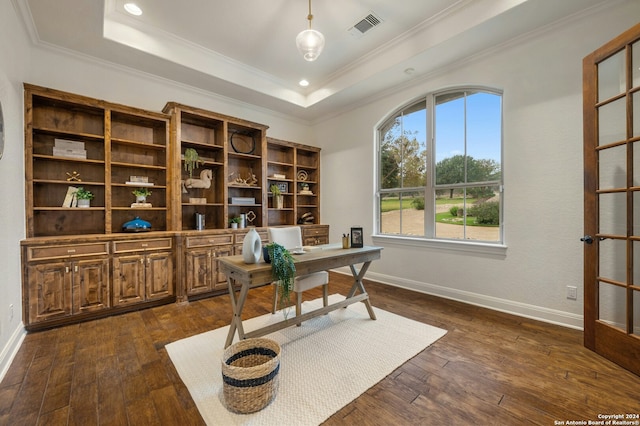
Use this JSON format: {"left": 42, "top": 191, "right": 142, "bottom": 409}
{"left": 221, "top": 338, "right": 281, "bottom": 414}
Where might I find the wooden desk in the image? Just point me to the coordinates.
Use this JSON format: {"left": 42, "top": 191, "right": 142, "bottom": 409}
{"left": 218, "top": 245, "right": 382, "bottom": 348}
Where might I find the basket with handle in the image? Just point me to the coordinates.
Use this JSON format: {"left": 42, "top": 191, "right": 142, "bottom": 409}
{"left": 221, "top": 338, "right": 281, "bottom": 413}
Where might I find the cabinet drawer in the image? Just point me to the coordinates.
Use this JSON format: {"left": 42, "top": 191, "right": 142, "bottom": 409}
{"left": 28, "top": 242, "right": 109, "bottom": 261}
{"left": 113, "top": 238, "right": 172, "bottom": 253}
{"left": 302, "top": 225, "right": 328, "bottom": 238}
{"left": 234, "top": 230, "right": 268, "bottom": 244}
{"left": 186, "top": 234, "right": 233, "bottom": 248}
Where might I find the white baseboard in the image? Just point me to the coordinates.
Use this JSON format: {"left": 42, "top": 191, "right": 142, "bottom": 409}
{"left": 0, "top": 323, "right": 26, "bottom": 383}
{"left": 332, "top": 268, "right": 584, "bottom": 330}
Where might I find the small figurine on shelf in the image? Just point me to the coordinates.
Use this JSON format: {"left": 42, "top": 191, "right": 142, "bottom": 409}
{"left": 299, "top": 183, "right": 313, "bottom": 195}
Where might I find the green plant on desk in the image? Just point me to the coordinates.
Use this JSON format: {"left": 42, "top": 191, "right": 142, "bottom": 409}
{"left": 265, "top": 242, "right": 296, "bottom": 314}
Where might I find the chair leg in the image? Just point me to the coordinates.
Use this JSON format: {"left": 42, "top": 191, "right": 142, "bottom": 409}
{"left": 296, "top": 292, "right": 302, "bottom": 326}
{"left": 272, "top": 284, "right": 278, "bottom": 314}
{"left": 322, "top": 284, "right": 329, "bottom": 307}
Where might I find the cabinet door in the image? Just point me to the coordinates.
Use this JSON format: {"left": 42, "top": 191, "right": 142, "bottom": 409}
{"left": 185, "top": 248, "right": 214, "bottom": 295}
{"left": 27, "top": 261, "right": 72, "bottom": 324}
{"left": 112, "top": 255, "right": 146, "bottom": 306}
{"left": 212, "top": 246, "right": 233, "bottom": 290}
{"left": 73, "top": 258, "right": 110, "bottom": 313}
{"left": 146, "top": 251, "right": 174, "bottom": 300}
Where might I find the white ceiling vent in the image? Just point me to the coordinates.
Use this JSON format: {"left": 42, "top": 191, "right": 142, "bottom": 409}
{"left": 348, "top": 11, "right": 383, "bottom": 37}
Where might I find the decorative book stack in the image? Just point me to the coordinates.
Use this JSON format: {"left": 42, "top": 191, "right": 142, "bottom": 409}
{"left": 53, "top": 139, "right": 86, "bottom": 159}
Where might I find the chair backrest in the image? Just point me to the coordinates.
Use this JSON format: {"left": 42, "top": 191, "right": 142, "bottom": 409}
{"left": 268, "top": 226, "right": 303, "bottom": 250}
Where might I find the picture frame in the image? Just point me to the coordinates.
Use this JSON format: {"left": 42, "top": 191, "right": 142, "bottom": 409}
{"left": 350, "top": 227, "right": 363, "bottom": 248}
{"left": 275, "top": 182, "right": 288, "bottom": 193}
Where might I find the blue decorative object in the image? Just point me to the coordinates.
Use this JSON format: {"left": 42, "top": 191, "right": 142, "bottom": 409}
{"left": 122, "top": 216, "right": 151, "bottom": 232}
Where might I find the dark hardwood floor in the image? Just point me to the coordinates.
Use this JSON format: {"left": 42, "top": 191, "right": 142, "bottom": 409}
{"left": 1, "top": 273, "right": 639, "bottom": 425}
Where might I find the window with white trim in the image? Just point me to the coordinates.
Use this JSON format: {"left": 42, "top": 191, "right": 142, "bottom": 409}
{"left": 376, "top": 87, "right": 503, "bottom": 244}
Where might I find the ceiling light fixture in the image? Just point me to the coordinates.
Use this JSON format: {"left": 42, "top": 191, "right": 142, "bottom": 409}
{"left": 295, "top": 0, "right": 325, "bottom": 62}
{"left": 299, "top": 79, "right": 310, "bottom": 87}
{"left": 124, "top": 3, "right": 142, "bottom": 16}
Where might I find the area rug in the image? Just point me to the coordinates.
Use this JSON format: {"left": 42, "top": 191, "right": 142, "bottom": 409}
{"left": 166, "top": 294, "right": 447, "bottom": 425}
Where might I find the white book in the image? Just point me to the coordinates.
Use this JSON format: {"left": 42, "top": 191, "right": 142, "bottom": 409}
{"left": 54, "top": 139, "right": 85, "bottom": 150}
{"left": 125, "top": 181, "right": 154, "bottom": 186}
{"left": 62, "top": 186, "right": 78, "bottom": 207}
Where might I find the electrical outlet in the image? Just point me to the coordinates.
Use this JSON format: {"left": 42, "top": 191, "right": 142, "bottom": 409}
{"left": 567, "top": 286, "right": 577, "bottom": 300}
{"left": 9, "top": 304, "right": 13, "bottom": 321}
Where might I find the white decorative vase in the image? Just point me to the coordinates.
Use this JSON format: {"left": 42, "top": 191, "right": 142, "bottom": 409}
{"left": 242, "top": 228, "right": 262, "bottom": 264}
{"left": 77, "top": 199, "right": 90, "bottom": 208}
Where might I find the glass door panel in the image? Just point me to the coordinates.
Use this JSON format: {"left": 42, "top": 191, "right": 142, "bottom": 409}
{"left": 599, "top": 192, "right": 626, "bottom": 235}
{"left": 598, "top": 98, "right": 626, "bottom": 146}
{"left": 599, "top": 238, "right": 626, "bottom": 283}
{"left": 598, "top": 50, "right": 625, "bottom": 101}
{"left": 599, "top": 145, "right": 626, "bottom": 189}
{"left": 599, "top": 282, "right": 627, "bottom": 331}
{"left": 634, "top": 91, "right": 640, "bottom": 138}
{"left": 634, "top": 290, "right": 640, "bottom": 336}
{"left": 633, "top": 40, "right": 640, "bottom": 89}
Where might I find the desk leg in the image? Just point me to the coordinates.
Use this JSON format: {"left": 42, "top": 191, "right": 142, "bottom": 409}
{"left": 224, "top": 279, "right": 250, "bottom": 348}
{"left": 347, "top": 261, "right": 377, "bottom": 320}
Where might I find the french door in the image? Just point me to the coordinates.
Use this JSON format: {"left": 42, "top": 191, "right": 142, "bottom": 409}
{"left": 583, "top": 22, "right": 640, "bottom": 376}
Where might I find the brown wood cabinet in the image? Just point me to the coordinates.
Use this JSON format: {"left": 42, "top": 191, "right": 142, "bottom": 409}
{"left": 302, "top": 225, "right": 330, "bottom": 246}
{"left": 184, "top": 232, "right": 234, "bottom": 296}
{"left": 24, "top": 84, "right": 170, "bottom": 238}
{"left": 22, "top": 85, "right": 327, "bottom": 329}
{"left": 267, "top": 137, "right": 321, "bottom": 226}
{"left": 112, "top": 238, "right": 174, "bottom": 306}
{"left": 162, "top": 102, "right": 270, "bottom": 231}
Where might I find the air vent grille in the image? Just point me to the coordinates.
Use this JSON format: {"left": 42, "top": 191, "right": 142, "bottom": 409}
{"left": 348, "top": 11, "right": 383, "bottom": 36}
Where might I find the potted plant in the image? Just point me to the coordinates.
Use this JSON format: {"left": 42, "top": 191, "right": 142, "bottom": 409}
{"left": 229, "top": 216, "right": 242, "bottom": 229}
{"left": 264, "top": 242, "right": 296, "bottom": 315}
{"left": 183, "top": 148, "right": 203, "bottom": 178}
{"left": 75, "top": 187, "right": 94, "bottom": 208}
{"left": 270, "top": 184, "right": 284, "bottom": 209}
{"left": 132, "top": 187, "right": 152, "bottom": 203}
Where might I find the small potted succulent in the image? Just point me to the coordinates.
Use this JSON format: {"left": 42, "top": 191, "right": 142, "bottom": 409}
{"left": 270, "top": 184, "right": 284, "bottom": 209}
{"left": 75, "top": 187, "right": 94, "bottom": 208}
{"left": 132, "top": 187, "right": 152, "bottom": 203}
{"left": 229, "top": 216, "right": 242, "bottom": 229}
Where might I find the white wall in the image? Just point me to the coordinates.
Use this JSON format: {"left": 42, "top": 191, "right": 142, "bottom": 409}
{"left": 0, "top": 1, "right": 30, "bottom": 379}
{"left": 316, "top": 2, "right": 640, "bottom": 329}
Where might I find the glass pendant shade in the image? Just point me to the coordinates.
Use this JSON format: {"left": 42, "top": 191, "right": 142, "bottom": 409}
{"left": 296, "top": 28, "right": 325, "bottom": 62}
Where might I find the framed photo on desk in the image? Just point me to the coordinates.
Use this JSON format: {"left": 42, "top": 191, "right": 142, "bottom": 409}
{"left": 351, "top": 227, "right": 363, "bottom": 248}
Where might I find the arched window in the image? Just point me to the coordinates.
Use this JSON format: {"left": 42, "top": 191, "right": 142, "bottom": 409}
{"left": 376, "top": 87, "right": 503, "bottom": 244}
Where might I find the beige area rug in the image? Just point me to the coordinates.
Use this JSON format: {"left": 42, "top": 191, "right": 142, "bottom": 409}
{"left": 166, "top": 294, "right": 447, "bottom": 426}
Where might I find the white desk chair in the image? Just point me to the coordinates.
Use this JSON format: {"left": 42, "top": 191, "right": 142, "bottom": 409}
{"left": 267, "top": 226, "right": 329, "bottom": 321}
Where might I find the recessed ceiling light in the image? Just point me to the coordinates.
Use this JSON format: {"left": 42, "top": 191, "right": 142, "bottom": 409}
{"left": 299, "top": 79, "right": 310, "bottom": 87}
{"left": 124, "top": 3, "right": 143, "bottom": 16}
{"left": 404, "top": 67, "right": 415, "bottom": 75}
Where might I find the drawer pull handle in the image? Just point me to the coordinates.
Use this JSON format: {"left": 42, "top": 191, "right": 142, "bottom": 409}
{"left": 141, "top": 243, "right": 148, "bottom": 247}
{"left": 67, "top": 249, "right": 76, "bottom": 253}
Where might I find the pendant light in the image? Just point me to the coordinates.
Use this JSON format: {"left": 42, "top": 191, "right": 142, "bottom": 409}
{"left": 296, "top": 0, "right": 325, "bottom": 62}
